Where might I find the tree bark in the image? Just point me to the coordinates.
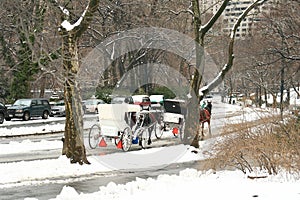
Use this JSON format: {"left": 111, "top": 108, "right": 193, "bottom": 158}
{"left": 54, "top": 0, "right": 100, "bottom": 164}
{"left": 187, "top": 0, "right": 202, "bottom": 147}
{"left": 61, "top": 32, "right": 88, "bottom": 164}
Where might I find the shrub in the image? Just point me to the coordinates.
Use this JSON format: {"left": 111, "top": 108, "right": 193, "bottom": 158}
{"left": 95, "top": 87, "right": 113, "bottom": 103}
{"left": 150, "top": 86, "right": 175, "bottom": 99}
{"left": 207, "top": 115, "right": 300, "bottom": 175}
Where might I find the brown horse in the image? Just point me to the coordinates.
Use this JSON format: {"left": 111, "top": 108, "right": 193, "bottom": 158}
{"left": 199, "top": 108, "right": 211, "bottom": 140}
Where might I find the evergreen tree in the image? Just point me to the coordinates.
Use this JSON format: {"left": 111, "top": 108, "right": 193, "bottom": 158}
{"left": 10, "top": 32, "right": 39, "bottom": 100}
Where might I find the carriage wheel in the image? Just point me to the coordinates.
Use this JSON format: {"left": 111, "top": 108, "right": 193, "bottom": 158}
{"left": 88, "top": 124, "right": 101, "bottom": 149}
{"left": 121, "top": 127, "right": 133, "bottom": 152}
{"left": 155, "top": 122, "right": 165, "bottom": 139}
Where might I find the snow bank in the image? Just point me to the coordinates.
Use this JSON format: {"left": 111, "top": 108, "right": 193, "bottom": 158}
{"left": 0, "top": 123, "right": 64, "bottom": 136}
{"left": 50, "top": 169, "right": 300, "bottom": 200}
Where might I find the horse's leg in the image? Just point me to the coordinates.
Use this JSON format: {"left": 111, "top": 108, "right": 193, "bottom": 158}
{"left": 200, "top": 122, "right": 205, "bottom": 141}
{"left": 148, "top": 125, "right": 153, "bottom": 145}
{"left": 208, "top": 120, "right": 212, "bottom": 137}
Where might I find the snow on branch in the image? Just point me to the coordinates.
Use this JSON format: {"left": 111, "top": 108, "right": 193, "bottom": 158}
{"left": 200, "top": 0, "right": 267, "bottom": 97}
{"left": 59, "top": 6, "right": 70, "bottom": 16}
{"left": 199, "top": 64, "right": 228, "bottom": 95}
{"left": 61, "top": 4, "right": 89, "bottom": 31}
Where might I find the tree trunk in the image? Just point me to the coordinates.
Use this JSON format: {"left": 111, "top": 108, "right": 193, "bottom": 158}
{"left": 61, "top": 32, "right": 89, "bottom": 164}
{"left": 280, "top": 66, "right": 285, "bottom": 120}
{"left": 53, "top": 0, "right": 99, "bottom": 164}
{"left": 264, "top": 87, "right": 268, "bottom": 107}
{"left": 259, "top": 86, "right": 262, "bottom": 107}
{"left": 188, "top": 0, "right": 203, "bottom": 148}
{"left": 39, "top": 76, "right": 46, "bottom": 98}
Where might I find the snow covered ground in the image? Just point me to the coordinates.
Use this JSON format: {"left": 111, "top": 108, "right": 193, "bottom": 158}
{"left": 0, "top": 97, "right": 299, "bottom": 199}
{"left": 53, "top": 168, "right": 300, "bottom": 200}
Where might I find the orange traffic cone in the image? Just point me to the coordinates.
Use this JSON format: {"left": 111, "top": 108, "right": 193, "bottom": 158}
{"left": 99, "top": 137, "right": 107, "bottom": 147}
{"left": 172, "top": 127, "right": 179, "bottom": 135}
{"left": 116, "top": 140, "right": 123, "bottom": 149}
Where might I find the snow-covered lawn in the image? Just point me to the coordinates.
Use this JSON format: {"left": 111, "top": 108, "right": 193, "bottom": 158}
{"left": 0, "top": 99, "right": 299, "bottom": 199}
{"left": 0, "top": 120, "right": 65, "bottom": 136}
{"left": 0, "top": 139, "right": 62, "bottom": 154}
{"left": 0, "top": 115, "right": 97, "bottom": 137}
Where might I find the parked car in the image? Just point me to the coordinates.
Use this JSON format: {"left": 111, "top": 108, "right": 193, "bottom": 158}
{"left": 84, "top": 99, "right": 105, "bottom": 114}
{"left": 50, "top": 100, "right": 66, "bottom": 117}
{"left": 50, "top": 92, "right": 60, "bottom": 100}
{"left": 6, "top": 98, "right": 51, "bottom": 121}
{"left": 111, "top": 96, "right": 134, "bottom": 104}
{"left": 132, "top": 95, "right": 151, "bottom": 110}
{"left": 0, "top": 102, "right": 8, "bottom": 124}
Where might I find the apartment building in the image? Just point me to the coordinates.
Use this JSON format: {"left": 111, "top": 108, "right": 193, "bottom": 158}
{"left": 201, "top": 0, "right": 274, "bottom": 38}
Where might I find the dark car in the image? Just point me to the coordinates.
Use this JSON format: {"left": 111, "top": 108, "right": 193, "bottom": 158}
{"left": 0, "top": 102, "right": 8, "bottom": 124}
{"left": 6, "top": 98, "right": 51, "bottom": 121}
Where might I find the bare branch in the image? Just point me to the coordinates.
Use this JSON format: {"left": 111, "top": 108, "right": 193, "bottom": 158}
{"left": 200, "top": 0, "right": 229, "bottom": 36}
{"left": 169, "top": 9, "right": 194, "bottom": 16}
{"left": 200, "top": 0, "right": 267, "bottom": 96}
{"left": 48, "top": 0, "right": 69, "bottom": 16}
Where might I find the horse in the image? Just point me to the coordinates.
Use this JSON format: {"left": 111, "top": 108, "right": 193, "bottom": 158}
{"left": 199, "top": 105, "right": 212, "bottom": 140}
{"left": 138, "top": 111, "right": 157, "bottom": 145}
{"left": 130, "top": 111, "right": 159, "bottom": 146}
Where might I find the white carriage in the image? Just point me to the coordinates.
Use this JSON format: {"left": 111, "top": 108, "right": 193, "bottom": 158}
{"left": 88, "top": 104, "right": 164, "bottom": 151}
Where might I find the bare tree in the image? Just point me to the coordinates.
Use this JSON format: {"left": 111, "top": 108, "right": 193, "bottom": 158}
{"left": 50, "top": 0, "right": 100, "bottom": 164}
{"left": 179, "top": 0, "right": 267, "bottom": 147}
{"left": 261, "top": 1, "right": 300, "bottom": 118}
{"left": 237, "top": 1, "right": 299, "bottom": 116}
{"left": 0, "top": 0, "right": 58, "bottom": 101}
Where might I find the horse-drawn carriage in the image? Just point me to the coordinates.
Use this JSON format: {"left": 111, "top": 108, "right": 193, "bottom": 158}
{"left": 88, "top": 104, "right": 164, "bottom": 151}
{"left": 87, "top": 97, "right": 211, "bottom": 152}
{"left": 160, "top": 98, "right": 212, "bottom": 141}
{"left": 159, "top": 99, "right": 186, "bottom": 141}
